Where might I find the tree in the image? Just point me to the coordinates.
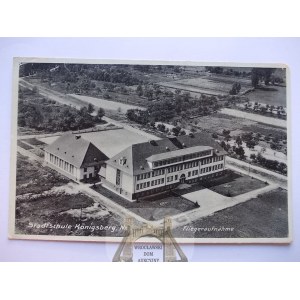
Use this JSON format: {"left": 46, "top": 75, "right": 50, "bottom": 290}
{"left": 250, "top": 153, "right": 256, "bottom": 160}
{"left": 235, "top": 146, "right": 245, "bottom": 159}
{"left": 235, "top": 136, "right": 243, "bottom": 147}
{"left": 246, "top": 139, "right": 257, "bottom": 149}
{"left": 157, "top": 123, "right": 166, "bottom": 132}
{"left": 172, "top": 127, "right": 180, "bottom": 136}
{"left": 136, "top": 84, "right": 143, "bottom": 96}
{"left": 251, "top": 68, "right": 276, "bottom": 88}
{"left": 229, "top": 82, "right": 241, "bottom": 95}
{"left": 87, "top": 103, "right": 94, "bottom": 114}
{"left": 97, "top": 107, "right": 105, "bottom": 121}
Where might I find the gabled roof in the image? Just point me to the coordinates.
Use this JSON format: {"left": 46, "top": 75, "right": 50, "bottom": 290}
{"left": 106, "top": 132, "right": 227, "bottom": 176}
{"left": 45, "top": 133, "right": 108, "bottom": 168}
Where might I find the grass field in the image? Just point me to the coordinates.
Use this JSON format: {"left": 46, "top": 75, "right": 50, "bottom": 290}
{"left": 205, "top": 172, "right": 267, "bottom": 197}
{"left": 158, "top": 75, "right": 252, "bottom": 96}
{"left": 175, "top": 170, "right": 266, "bottom": 198}
{"left": 247, "top": 85, "right": 286, "bottom": 107}
{"left": 173, "top": 188, "right": 288, "bottom": 239}
{"left": 191, "top": 112, "right": 287, "bottom": 138}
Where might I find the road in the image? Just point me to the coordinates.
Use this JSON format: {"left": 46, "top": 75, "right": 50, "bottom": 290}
{"left": 19, "top": 78, "right": 85, "bottom": 109}
{"left": 220, "top": 108, "right": 287, "bottom": 128}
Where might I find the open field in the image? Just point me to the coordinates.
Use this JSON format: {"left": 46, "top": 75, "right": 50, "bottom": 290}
{"left": 192, "top": 112, "right": 287, "bottom": 137}
{"left": 158, "top": 75, "right": 252, "bottom": 96}
{"left": 247, "top": 85, "right": 286, "bottom": 107}
{"left": 15, "top": 152, "right": 123, "bottom": 236}
{"left": 69, "top": 94, "right": 145, "bottom": 112}
{"left": 16, "top": 153, "right": 69, "bottom": 196}
{"left": 173, "top": 188, "right": 288, "bottom": 238}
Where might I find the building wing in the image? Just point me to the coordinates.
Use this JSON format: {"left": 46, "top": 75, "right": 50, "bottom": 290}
{"left": 106, "top": 132, "right": 227, "bottom": 176}
{"left": 44, "top": 133, "right": 108, "bottom": 168}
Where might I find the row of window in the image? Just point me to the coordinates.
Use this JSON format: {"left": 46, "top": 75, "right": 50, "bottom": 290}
{"left": 136, "top": 169, "right": 165, "bottom": 181}
{"left": 152, "top": 150, "right": 212, "bottom": 167}
{"left": 202, "top": 156, "right": 223, "bottom": 165}
{"left": 137, "top": 156, "right": 224, "bottom": 181}
{"left": 136, "top": 164, "right": 224, "bottom": 189}
{"left": 201, "top": 164, "right": 223, "bottom": 174}
{"left": 49, "top": 154, "right": 75, "bottom": 174}
{"left": 136, "top": 178, "right": 165, "bottom": 190}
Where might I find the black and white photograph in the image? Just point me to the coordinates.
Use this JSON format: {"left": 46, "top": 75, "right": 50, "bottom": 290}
{"left": 9, "top": 58, "right": 291, "bottom": 243}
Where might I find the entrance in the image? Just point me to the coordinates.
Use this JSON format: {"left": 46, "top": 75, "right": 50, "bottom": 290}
{"left": 179, "top": 174, "right": 186, "bottom": 184}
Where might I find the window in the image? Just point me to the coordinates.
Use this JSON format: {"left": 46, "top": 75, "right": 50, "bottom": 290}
{"left": 84, "top": 167, "right": 87, "bottom": 172}
{"left": 174, "top": 175, "right": 178, "bottom": 180}
{"left": 161, "top": 178, "right": 165, "bottom": 184}
{"left": 188, "top": 171, "right": 191, "bottom": 177}
{"left": 136, "top": 184, "right": 140, "bottom": 190}
{"left": 116, "top": 169, "right": 121, "bottom": 185}
{"left": 167, "top": 176, "right": 173, "bottom": 182}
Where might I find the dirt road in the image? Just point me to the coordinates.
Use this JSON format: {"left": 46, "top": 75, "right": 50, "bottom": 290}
{"left": 220, "top": 108, "right": 287, "bottom": 128}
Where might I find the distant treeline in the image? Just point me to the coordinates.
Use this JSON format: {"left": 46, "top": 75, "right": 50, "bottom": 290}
{"left": 20, "top": 63, "right": 142, "bottom": 86}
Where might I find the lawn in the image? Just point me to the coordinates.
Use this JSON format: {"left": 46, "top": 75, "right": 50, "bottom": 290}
{"left": 175, "top": 170, "right": 267, "bottom": 197}
{"left": 203, "top": 171, "right": 267, "bottom": 197}
{"left": 94, "top": 184, "right": 197, "bottom": 221}
{"left": 173, "top": 188, "right": 288, "bottom": 239}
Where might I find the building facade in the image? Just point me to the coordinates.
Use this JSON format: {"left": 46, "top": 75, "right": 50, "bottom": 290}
{"left": 100, "top": 133, "right": 227, "bottom": 200}
{"left": 44, "top": 133, "right": 108, "bottom": 181}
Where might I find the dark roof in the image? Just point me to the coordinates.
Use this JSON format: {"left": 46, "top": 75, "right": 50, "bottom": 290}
{"left": 106, "top": 132, "right": 227, "bottom": 175}
{"left": 45, "top": 133, "right": 108, "bottom": 168}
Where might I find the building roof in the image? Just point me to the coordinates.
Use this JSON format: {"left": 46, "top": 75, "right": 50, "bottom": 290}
{"left": 146, "top": 145, "right": 213, "bottom": 162}
{"left": 45, "top": 133, "right": 108, "bottom": 168}
{"left": 106, "top": 132, "right": 227, "bottom": 176}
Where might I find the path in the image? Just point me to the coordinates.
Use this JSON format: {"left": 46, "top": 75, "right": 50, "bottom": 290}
{"left": 69, "top": 94, "right": 145, "bottom": 112}
{"left": 220, "top": 108, "right": 287, "bottom": 128}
